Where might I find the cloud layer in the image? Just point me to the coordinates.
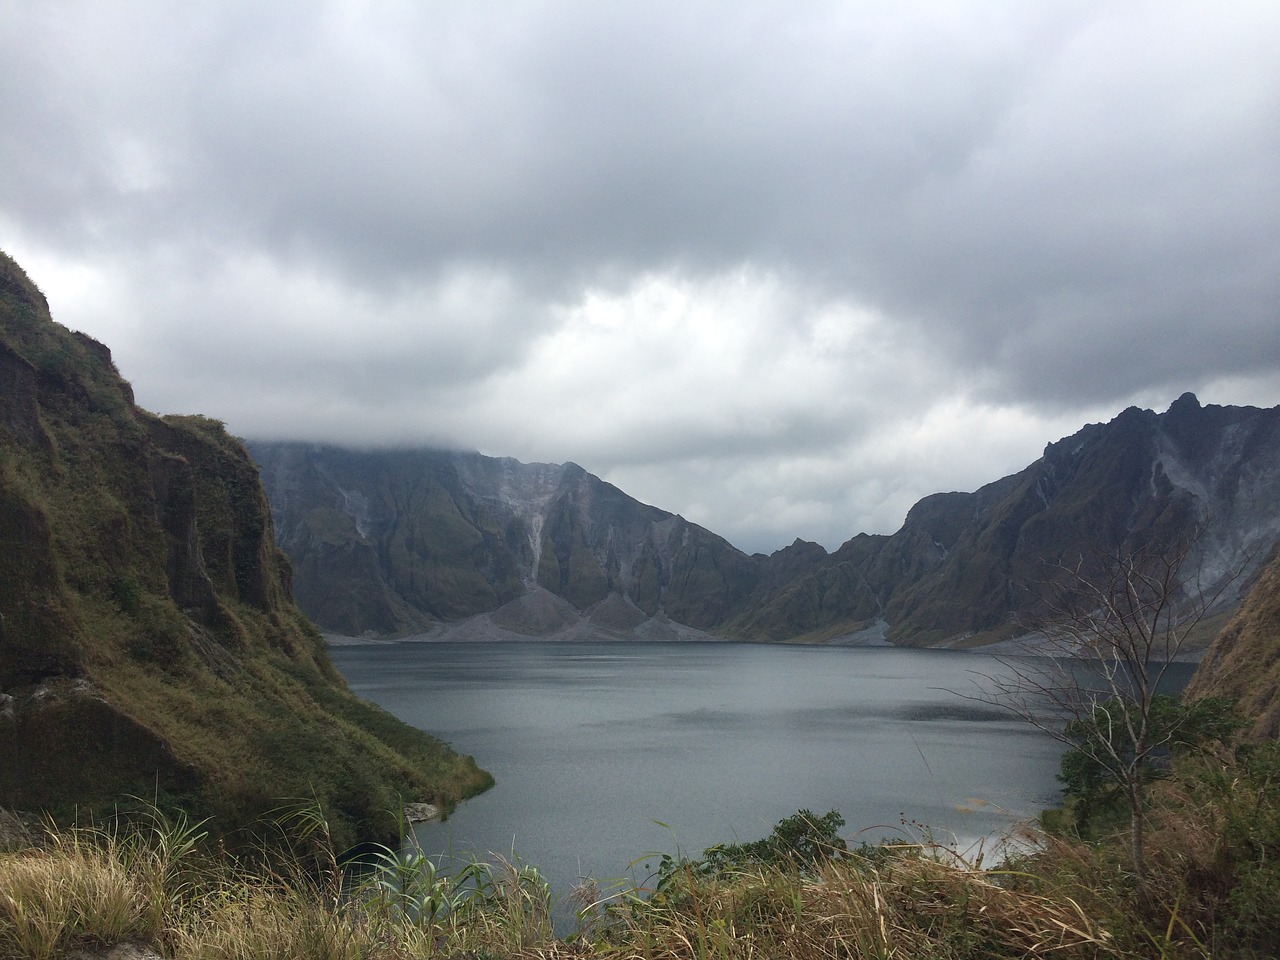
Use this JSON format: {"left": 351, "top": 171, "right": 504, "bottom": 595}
{"left": 3, "top": 1, "right": 1278, "bottom": 552}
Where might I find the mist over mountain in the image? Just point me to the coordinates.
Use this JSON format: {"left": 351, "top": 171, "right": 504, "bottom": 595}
{"left": 248, "top": 445, "right": 754, "bottom": 641}
{"left": 250, "top": 393, "right": 1280, "bottom": 646}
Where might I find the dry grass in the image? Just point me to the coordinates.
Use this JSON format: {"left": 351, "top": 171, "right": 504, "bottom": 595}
{"left": 167, "top": 883, "right": 418, "bottom": 960}
{"left": 0, "top": 831, "right": 162, "bottom": 960}
{"left": 4, "top": 757, "right": 1279, "bottom": 960}
{"left": 5, "top": 816, "right": 1108, "bottom": 960}
{"left": 596, "top": 847, "right": 1115, "bottom": 960}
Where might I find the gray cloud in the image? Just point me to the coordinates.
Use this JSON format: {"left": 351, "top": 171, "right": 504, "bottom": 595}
{"left": 2, "top": 0, "right": 1277, "bottom": 553}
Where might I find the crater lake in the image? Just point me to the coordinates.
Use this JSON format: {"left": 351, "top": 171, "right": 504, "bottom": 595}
{"left": 331, "top": 641, "right": 1080, "bottom": 915}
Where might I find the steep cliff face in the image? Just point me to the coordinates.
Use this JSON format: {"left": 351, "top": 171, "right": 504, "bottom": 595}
{"left": 249, "top": 443, "right": 756, "bottom": 637}
{"left": 0, "top": 251, "right": 489, "bottom": 848}
{"left": 254, "top": 393, "right": 1280, "bottom": 647}
{"left": 1187, "top": 549, "right": 1280, "bottom": 738}
{"left": 727, "top": 395, "right": 1280, "bottom": 645}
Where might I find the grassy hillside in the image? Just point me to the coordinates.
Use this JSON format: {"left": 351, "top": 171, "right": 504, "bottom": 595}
{"left": 1188, "top": 547, "right": 1280, "bottom": 739}
{"left": 0, "top": 251, "right": 490, "bottom": 850}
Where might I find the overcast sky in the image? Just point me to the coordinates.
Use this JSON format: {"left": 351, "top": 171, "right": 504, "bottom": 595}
{"left": 3, "top": 2, "right": 1278, "bottom": 554}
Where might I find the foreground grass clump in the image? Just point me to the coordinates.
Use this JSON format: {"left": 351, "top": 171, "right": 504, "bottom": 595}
{"left": 0, "top": 808, "right": 203, "bottom": 960}
{"left": 604, "top": 849, "right": 1112, "bottom": 960}
{"left": 0, "top": 807, "right": 1111, "bottom": 960}
{"left": 0, "top": 803, "right": 560, "bottom": 960}
{"left": 1021, "top": 740, "right": 1280, "bottom": 959}
{"left": 4, "top": 756, "right": 1280, "bottom": 960}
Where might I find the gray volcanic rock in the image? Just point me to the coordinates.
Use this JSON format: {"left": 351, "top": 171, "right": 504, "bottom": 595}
{"left": 731, "top": 395, "right": 1280, "bottom": 645}
{"left": 251, "top": 393, "right": 1280, "bottom": 646}
{"left": 248, "top": 444, "right": 756, "bottom": 638}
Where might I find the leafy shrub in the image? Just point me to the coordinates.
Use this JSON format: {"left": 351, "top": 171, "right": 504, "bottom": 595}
{"left": 649, "top": 808, "right": 848, "bottom": 904}
{"left": 110, "top": 576, "right": 142, "bottom": 615}
{"left": 1056, "top": 695, "right": 1244, "bottom": 837}
{"left": 702, "top": 808, "right": 848, "bottom": 871}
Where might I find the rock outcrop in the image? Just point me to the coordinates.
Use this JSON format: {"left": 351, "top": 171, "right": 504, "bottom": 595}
{"left": 0, "top": 251, "right": 490, "bottom": 848}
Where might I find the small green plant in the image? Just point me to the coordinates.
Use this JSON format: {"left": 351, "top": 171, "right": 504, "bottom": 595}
{"left": 464, "top": 855, "right": 554, "bottom": 948}
{"left": 711, "top": 808, "right": 847, "bottom": 869}
{"left": 356, "top": 842, "right": 477, "bottom": 924}
{"left": 116, "top": 801, "right": 209, "bottom": 929}
{"left": 110, "top": 576, "right": 143, "bottom": 615}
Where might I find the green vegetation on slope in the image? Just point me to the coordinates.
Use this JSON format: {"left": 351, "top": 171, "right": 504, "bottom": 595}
{"left": 1189, "top": 548, "right": 1280, "bottom": 739}
{"left": 0, "top": 251, "right": 490, "bottom": 850}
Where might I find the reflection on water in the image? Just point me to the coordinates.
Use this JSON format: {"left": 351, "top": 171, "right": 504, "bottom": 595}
{"left": 332, "top": 641, "right": 1069, "bottom": 917}
{"left": 894, "top": 702, "right": 1014, "bottom": 723}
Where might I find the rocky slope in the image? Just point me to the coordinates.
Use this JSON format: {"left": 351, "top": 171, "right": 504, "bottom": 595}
{"left": 248, "top": 444, "right": 754, "bottom": 638}
{"left": 251, "top": 394, "right": 1280, "bottom": 646}
{"left": 733, "top": 394, "right": 1280, "bottom": 645}
{"left": 0, "top": 251, "right": 490, "bottom": 848}
{"left": 1187, "top": 547, "right": 1280, "bottom": 738}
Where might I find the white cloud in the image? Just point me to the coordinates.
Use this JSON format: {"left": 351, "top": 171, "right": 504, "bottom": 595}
{"left": 2, "top": 0, "right": 1278, "bottom": 553}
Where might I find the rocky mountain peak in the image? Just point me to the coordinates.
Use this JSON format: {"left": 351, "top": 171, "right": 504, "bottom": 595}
{"left": 251, "top": 397, "right": 1280, "bottom": 647}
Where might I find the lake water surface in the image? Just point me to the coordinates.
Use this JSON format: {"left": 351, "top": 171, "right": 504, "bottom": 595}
{"left": 331, "top": 641, "right": 1068, "bottom": 909}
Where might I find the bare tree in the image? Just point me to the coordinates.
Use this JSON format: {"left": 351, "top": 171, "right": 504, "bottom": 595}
{"left": 979, "top": 530, "right": 1244, "bottom": 888}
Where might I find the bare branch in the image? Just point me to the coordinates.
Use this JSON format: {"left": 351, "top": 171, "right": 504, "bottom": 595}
{"left": 966, "top": 525, "right": 1253, "bottom": 889}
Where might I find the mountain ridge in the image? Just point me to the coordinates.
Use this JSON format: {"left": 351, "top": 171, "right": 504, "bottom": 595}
{"left": 251, "top": 392, "right": 1280, "bottom": 646}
